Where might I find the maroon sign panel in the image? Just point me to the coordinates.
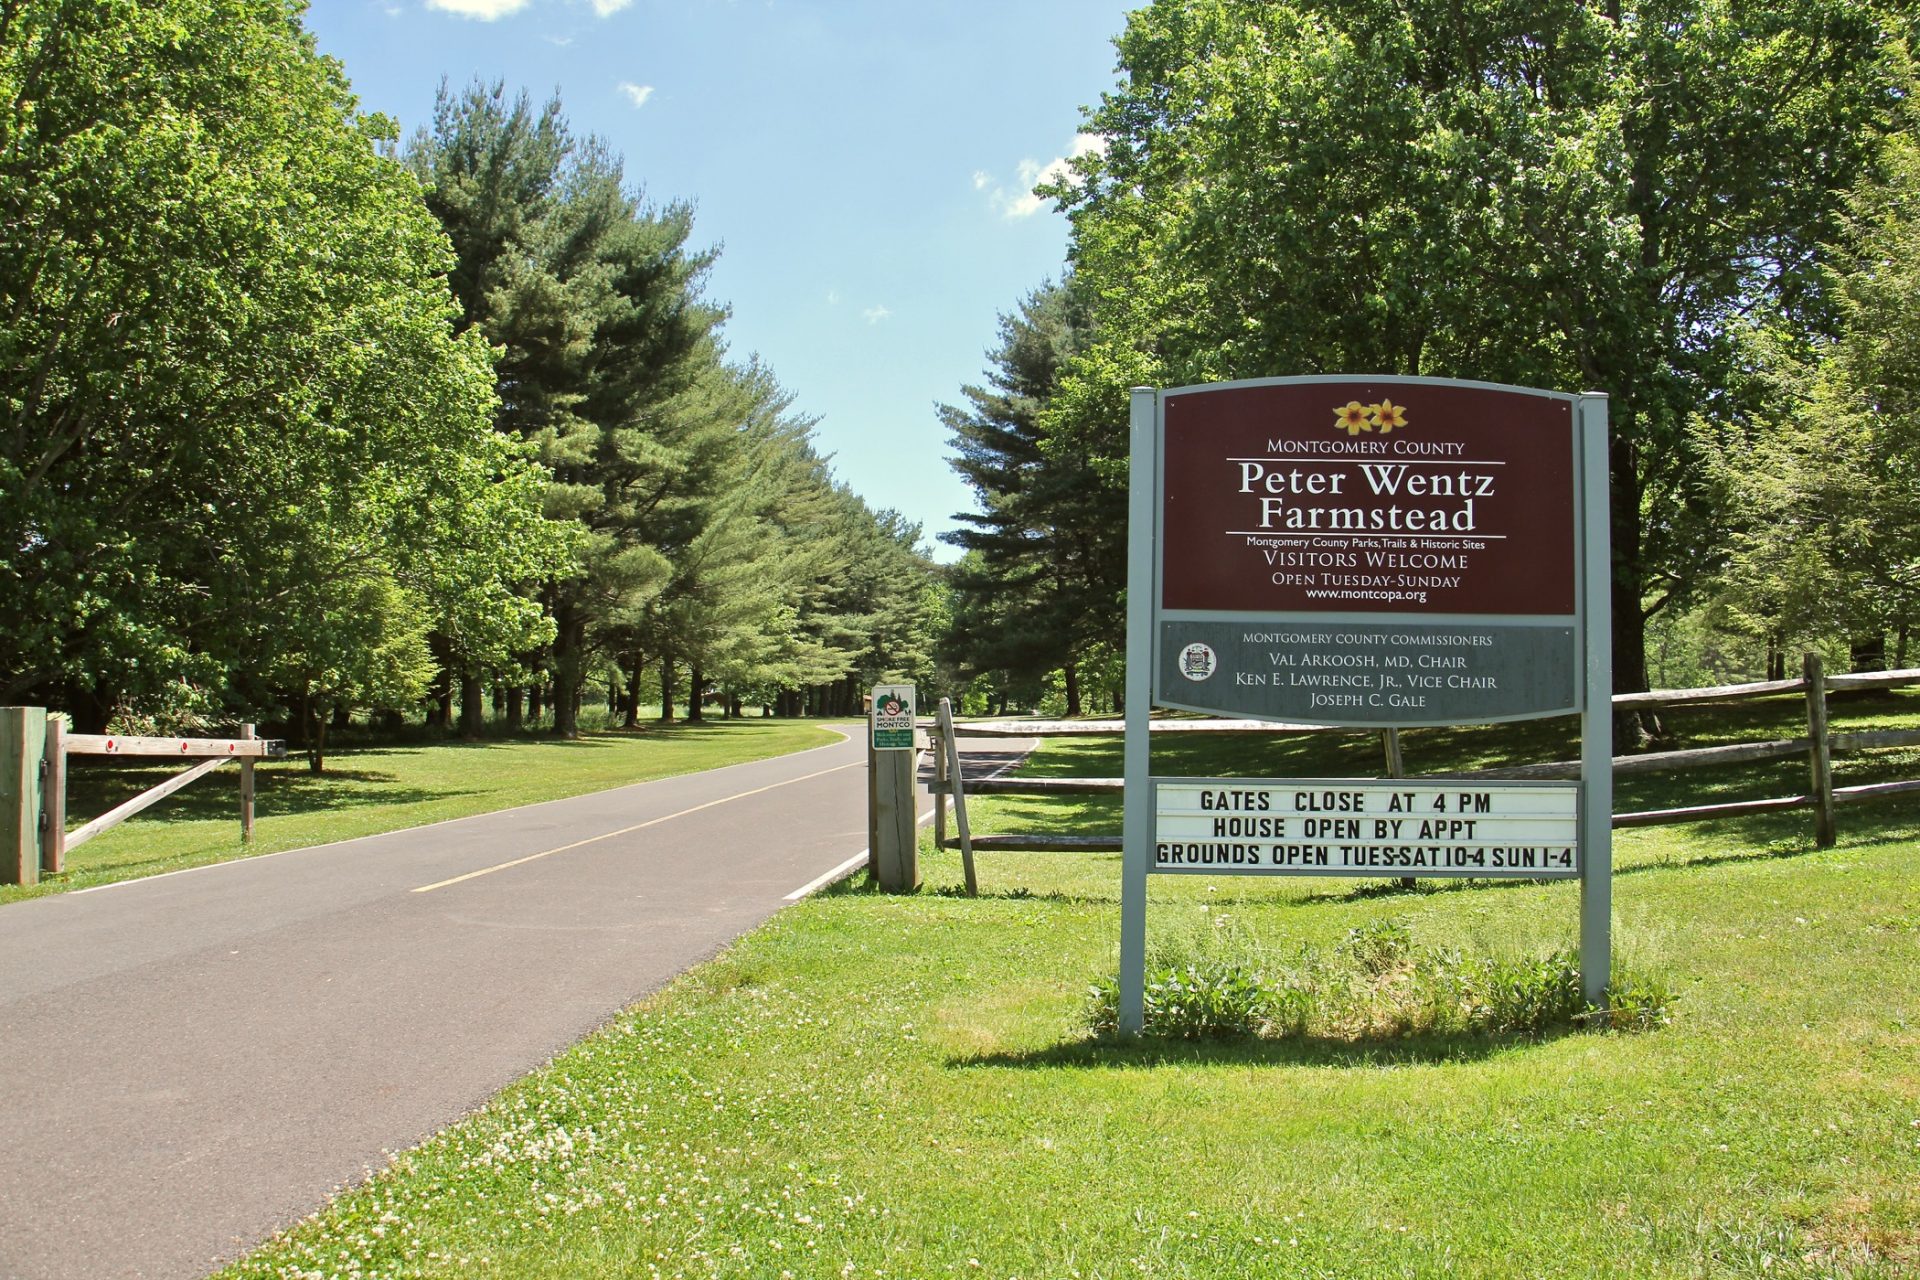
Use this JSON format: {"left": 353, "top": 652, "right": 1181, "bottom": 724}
{"left": 1160, "top": 381, "right": 1576, "bottom": 616}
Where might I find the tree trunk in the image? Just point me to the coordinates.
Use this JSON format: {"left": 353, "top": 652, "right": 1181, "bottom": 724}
{"left": 1608, "top": 440, "right": 1662, "bottom": 748}
{"left": 623, "top": 657, "right": 643, "bottom": 729}
{"left": 331, "top": 706, "right": 350, "bottom": 731}
{"left": 528, "top": 682, "right": 543, "bottom": 723}
{"left": 506, "top": 686, "right": 525, "bottom": 733}
{"left": 688, "top": 663, "right": 704, "bottom": 722}
{"left": 550, "top": 602, "right": 587, "bottom": 740}
{"left": 1064, "top": 656, "right": 1082, "bottom": 718}
{"left": 459, "top": 672, "right": 484, "bottom": 739}
{"left": 660, "top": 654, "right": 676, "bottom": 722}
{"left": 426, "top": 652, "right": 452, "bottom": 729}
{"left": 65, "top": 687, "right": 112, "bottom": 735}
{"left": 305, "top": 690, "right": 326, "bottom": 774}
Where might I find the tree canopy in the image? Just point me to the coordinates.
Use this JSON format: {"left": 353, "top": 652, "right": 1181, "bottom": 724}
{"left": 2, "top": 8, "right": 935, "bottom": 742}
{"left": 1038, "top": 0, "right": 1910, "bottom": 702}
{"left": 0, "top": 0, "right": 564, "bottom": 741}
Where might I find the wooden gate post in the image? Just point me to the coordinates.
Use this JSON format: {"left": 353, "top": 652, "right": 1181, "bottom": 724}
{"left": 240, "top": 723, "right": 256, "bottom": 842}
{"left": 1, "top": 706, "right": 47, "bottom": 886}
{"left": 43, "top": 715, "right": 65, "bottom": 874}
{"left": 1804, "top": 653, "right": 1836, "bottom": 848}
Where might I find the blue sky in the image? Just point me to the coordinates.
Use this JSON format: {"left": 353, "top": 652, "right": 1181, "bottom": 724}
{"left": 304, "top": 0, "right": 1136, "bottom": 560}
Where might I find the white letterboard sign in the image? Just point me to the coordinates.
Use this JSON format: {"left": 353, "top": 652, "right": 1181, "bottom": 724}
{"left": 1152, "top": 778, "right": 1580, "bottom": 878}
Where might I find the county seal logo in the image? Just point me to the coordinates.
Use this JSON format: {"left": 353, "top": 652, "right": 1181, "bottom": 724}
{"left": 1178, "top": 642, "right": 1218, "bottom": 682}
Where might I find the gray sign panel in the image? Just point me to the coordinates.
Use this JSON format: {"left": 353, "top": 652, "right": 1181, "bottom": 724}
{"left": 1156, "top": 619, "right": 1577, "bottom": 726}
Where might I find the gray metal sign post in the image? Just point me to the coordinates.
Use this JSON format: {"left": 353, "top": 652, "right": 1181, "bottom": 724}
{"left": 1118, "top": 378, "right": 1611, "bottom": 1035}
{"left": 1119, "top": 389, "right": 1158, "bottom": 1036}
{"left": 1577, "top": 395, "right": 1613, "bottom": 1007}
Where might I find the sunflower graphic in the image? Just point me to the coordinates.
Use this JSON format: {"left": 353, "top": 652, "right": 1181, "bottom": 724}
{"left": 1370, "top": 399, "right": 1409, "bottom": 434}
{"left": 1333, "top": 401, "right": 1373, "bottom": 436}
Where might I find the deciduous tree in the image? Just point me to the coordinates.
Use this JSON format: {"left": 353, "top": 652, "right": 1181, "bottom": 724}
{"left": 1049, "top": 0, "right": 1907, "bottom": 726}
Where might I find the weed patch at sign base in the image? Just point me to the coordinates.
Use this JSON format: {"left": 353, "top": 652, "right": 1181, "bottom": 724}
{"left": 1088, "top": 920, "right": 1674, "bottom": 1041}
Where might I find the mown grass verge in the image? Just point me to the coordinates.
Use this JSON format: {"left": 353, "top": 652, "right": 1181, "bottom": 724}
{"left": 3, "top": 718, "right": 840, "bottom": 905}
{"left": 223, "top": 699, "right": 1920, "bottom": 1279}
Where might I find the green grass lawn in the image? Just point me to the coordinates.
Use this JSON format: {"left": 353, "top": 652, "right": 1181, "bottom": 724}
{"left": 3, "top": 717, "right": 841, "bottom": 905}
{"left": 220, "top": 697, "right": 1920, "bottom": 1279}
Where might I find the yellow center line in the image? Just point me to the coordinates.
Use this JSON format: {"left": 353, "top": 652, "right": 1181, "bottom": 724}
{"left": 410, "top": 760, "right": 863, "bottom": 894}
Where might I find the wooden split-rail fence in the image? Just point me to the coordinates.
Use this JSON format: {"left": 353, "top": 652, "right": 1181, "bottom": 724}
{"left": 1, "top": 707, "right": 286, "bottom": 886}
{"left": 923, "top": 654, "right": 1920, "bottom": 893}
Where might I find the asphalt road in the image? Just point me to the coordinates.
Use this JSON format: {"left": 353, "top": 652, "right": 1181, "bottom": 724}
{"left": 0, "top": 727, "right": 1032, "bottom": 1280}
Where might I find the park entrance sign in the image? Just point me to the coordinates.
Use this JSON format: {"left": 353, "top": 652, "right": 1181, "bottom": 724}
{"left": 1118, "top": 377, "right": 1613, "bottom": 1034}
{"left": 1155, "top": 379, "right": 1581, "bottom": 724}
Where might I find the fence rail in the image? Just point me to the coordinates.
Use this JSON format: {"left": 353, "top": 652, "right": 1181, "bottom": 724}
{"left": 925, "top": 656, "right": 1920, "bottom": 877}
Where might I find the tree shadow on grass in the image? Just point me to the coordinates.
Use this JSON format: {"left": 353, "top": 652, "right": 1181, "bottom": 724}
{"left": 949, "top": 1024, "right": 1579, "bottom": 1072}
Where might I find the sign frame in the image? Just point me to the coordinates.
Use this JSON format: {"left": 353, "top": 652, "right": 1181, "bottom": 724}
{"left": 1116, "top": 376, "right": 1613, "bottom": 1034}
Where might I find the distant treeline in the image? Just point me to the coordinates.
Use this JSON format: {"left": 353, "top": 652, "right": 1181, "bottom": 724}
{"left": 936, "top": 0, "right": 1920, "bottom": 740}
{"left": 0, "top": 1, "right": 934, "bottom": 764}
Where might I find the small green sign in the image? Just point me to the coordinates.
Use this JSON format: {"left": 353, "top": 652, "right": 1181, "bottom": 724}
{"left": 871, "top": 684, "right": 916, "bottom": 751}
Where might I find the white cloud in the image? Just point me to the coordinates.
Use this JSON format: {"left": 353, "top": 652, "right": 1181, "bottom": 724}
{"left": 425, "top": 0, "right": 530, "bottom": 19}
{"left": 862, "top": 305, "right": 891, "bottom": 324}
{"left": 618, "top": 82, "right": 655, "bottom": 109}
{"left": 982, "top": 133, "right": 1107, "bottom": 220}
{"left": 826, "top": 290, "right": 842, "bottom": 306}
{"left": 1069, "top": 133, "right": 1108, "bottom": 162}
{"left": 592, "top": 0, "right": 634, "bottom": 12}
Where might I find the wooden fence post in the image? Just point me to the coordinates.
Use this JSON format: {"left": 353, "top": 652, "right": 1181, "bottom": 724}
{"left": 1804, "top": 653, "right": 1836, "bottom": 848}
{"left": 1380, "top": 727, "right": 1406, "bottom": 779}
{"left": 938, "top": 698, "right": 978, "bottom": 897}
{"left": 871, "top": 716, "right": 919, "bottom": 894}
{"left": 240, "top": 723, "right": 256, "bottom": 843}
{"left": 866, "top": 728, "right": 879, "bottom": 880}
{"left": 1381, "top": 728, "right": 1415, "bottom": 889}
{"left": 1, "top": 706, "right": 47, "bottom": 886}
{"left": 43, "top": 715, "right": 65, "bottom": 874}
{"left": 931, "top": 722, "right": 948, "bottom": 850}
